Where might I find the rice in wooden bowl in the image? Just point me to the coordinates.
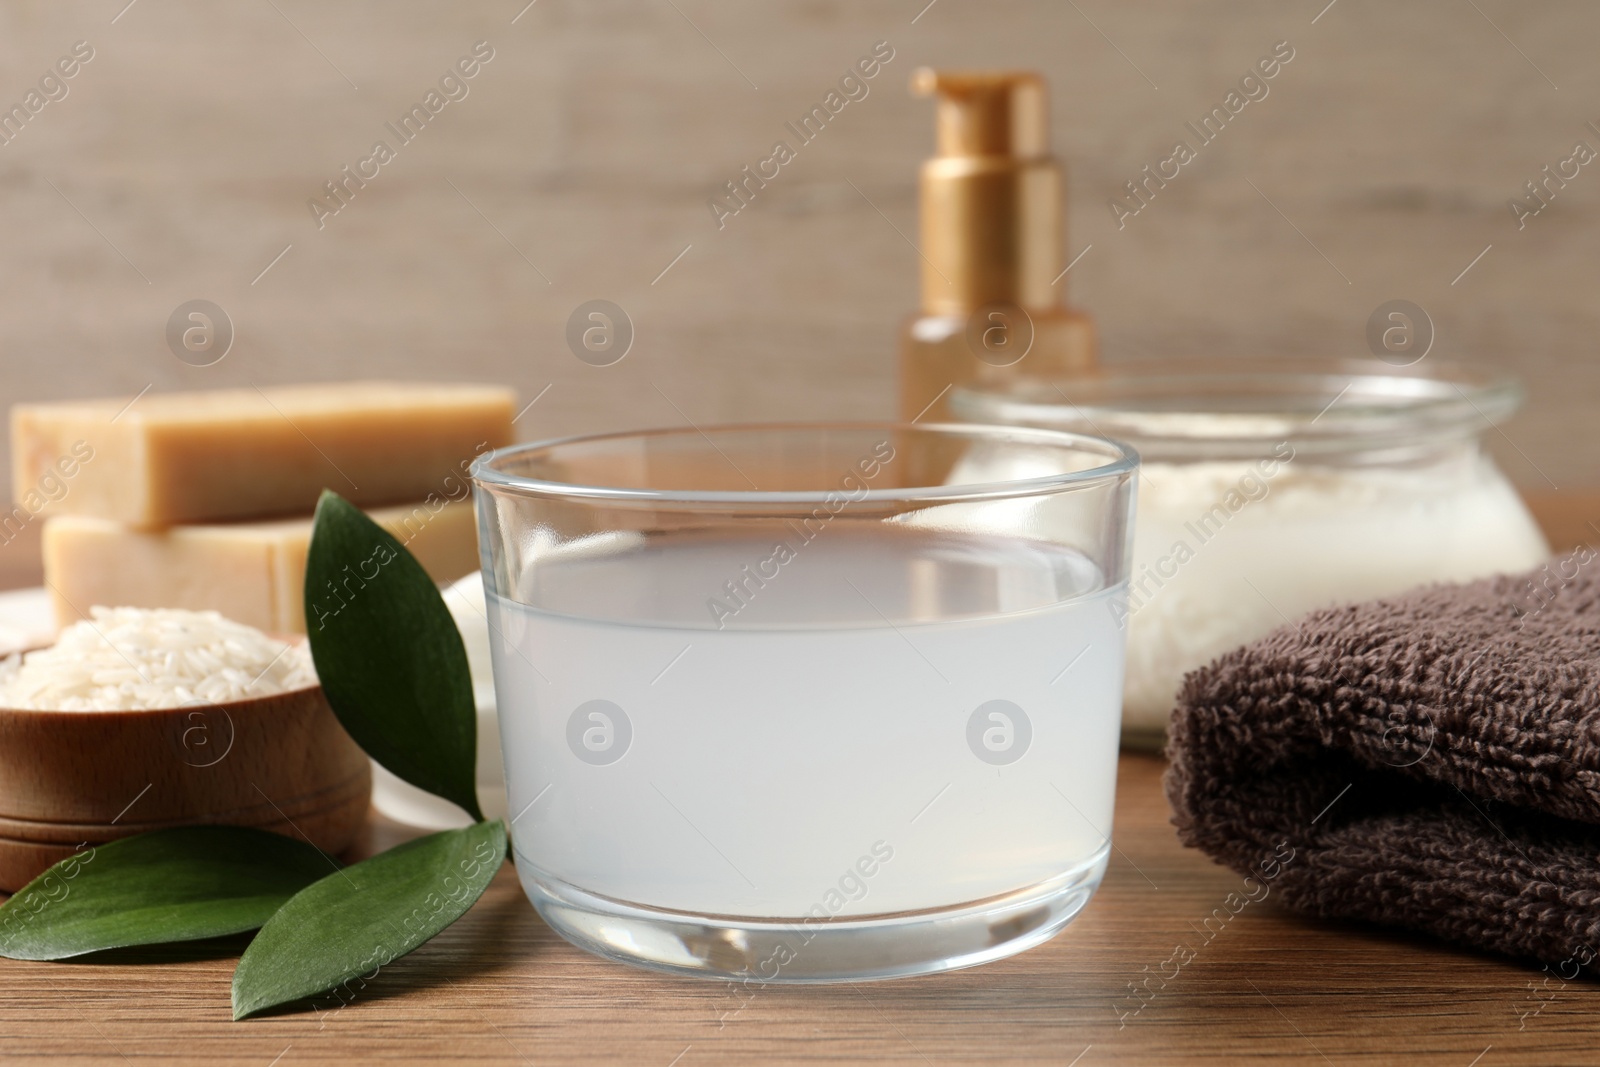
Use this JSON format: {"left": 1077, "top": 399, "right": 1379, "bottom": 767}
{"left": 0, "top": 607, "right": 369, "bottom": 891}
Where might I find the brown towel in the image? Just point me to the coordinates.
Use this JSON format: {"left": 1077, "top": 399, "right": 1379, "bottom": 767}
{"left": 1165, "top": 556, "right": 1600, "bottom": 970}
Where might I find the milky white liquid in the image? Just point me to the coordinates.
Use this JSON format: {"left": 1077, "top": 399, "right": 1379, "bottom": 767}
{"left": 487, "top": 525, "right": 1127, "bottom": 918}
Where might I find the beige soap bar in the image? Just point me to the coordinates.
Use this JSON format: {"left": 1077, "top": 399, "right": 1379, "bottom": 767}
{"left": 12, "top": 381, "right": 514, "bottom": 527}
{"left": 42, "top": 499, "right": 479, "bottom": 635}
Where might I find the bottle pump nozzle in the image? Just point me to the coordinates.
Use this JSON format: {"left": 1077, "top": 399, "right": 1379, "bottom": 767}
{"left": 911, "top": 68, "right": 1065, "bottom": 318}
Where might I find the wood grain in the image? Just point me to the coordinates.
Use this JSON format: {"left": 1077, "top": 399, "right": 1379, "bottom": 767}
{"left": 3, "top": 754, "right": 1594, "bottom": 1066}
{"left": 1, "top": 0, "right": 1598, "bottom": 497}
{"left": 0, "top": 683, "right": 371, "bottom": 892}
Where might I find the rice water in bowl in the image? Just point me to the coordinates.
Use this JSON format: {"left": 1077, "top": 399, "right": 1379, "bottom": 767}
{"left": 472, "top": 423, "right": 1137, "bottom": 981}
{"left": 951, "top": 359, "right": 1550, "bottom": 747}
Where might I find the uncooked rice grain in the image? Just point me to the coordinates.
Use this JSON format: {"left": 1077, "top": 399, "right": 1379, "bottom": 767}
{"left": 0, "top": 607, "right": 317, "bottom": 711}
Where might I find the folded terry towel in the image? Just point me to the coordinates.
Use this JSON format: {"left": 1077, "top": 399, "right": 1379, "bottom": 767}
{"left": 1165, "top": 559, "right": 1600, "bottom": 970}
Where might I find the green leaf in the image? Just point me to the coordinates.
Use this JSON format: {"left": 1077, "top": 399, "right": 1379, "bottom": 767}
{"left": 231, "top": 819, "right": 506, "bottom": 1020}
{"left": 0, "top": 827, "right": 331, "bottom": 961}
{"left": 305, "top": 490, "right": 483, "bottom": 821}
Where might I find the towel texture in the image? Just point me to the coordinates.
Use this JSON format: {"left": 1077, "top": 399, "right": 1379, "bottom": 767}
{"left": 1165, "top": 559, "right": 1600, "bottom": 968}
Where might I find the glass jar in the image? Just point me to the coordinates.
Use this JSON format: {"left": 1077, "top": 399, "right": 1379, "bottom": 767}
{"left": 472, "top": 423, "right": 1136, "bottom": 981}
{"left": 951, "top": 359, "right": 1550, "bottom": 748}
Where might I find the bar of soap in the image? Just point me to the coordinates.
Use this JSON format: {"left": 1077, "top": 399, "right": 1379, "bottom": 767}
{"left": 42, "top": 500, "right": 479, "bottom": 635}
{"left": 12, "top": 382, "right": 514, "bottom": 527}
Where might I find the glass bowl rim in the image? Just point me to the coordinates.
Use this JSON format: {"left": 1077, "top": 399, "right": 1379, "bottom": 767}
{"left": 948, "top": 357, "right": 1522, "bottom": 457}
{"left": 470, "top": 421, "right": 1138, "bottom": 505}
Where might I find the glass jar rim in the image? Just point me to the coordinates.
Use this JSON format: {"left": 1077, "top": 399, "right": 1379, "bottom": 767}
{"left": 949, "top": 357, "right": 1522, "bottom": 460}
{"left": 470, "top": 421, "right": 1138, "bottom": 505}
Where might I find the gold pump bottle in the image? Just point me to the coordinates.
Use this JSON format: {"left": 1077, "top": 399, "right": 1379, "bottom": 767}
{"left": 899, "top": 69, "right": 1096, "bottom": 422}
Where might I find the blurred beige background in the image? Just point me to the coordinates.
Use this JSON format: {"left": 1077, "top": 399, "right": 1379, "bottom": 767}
{"left": 1, "top": 0, "right": 1594, "bottom": 499}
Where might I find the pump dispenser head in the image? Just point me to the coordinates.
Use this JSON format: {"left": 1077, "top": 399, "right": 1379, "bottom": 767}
{"left": 913, "top": 68, "right": 1049, "bottom": 158}
{"left": 911, "top": 68, "right": 1065, "bottom": 317}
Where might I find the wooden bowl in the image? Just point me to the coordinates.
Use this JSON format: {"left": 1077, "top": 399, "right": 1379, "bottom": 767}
{"left": 0, "top": 682, "right": 370, "bottom": 892}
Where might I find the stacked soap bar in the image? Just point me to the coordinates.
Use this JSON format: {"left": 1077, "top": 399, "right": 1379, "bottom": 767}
{"left": 12, "top": 382, "right": 514, "bottom": 633}
{"left": 12, "top": 382, "right": 513, "bottom": 525}
{"left": 43, "top": 503, "right": 478, "bottom": 635}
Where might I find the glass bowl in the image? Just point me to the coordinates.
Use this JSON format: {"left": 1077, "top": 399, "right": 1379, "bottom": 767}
{"left": 951, "top": 359, "right": 1550, "bottom": 747}
{"left": 472, "top": 422, "right": 1137, "bottom": 981}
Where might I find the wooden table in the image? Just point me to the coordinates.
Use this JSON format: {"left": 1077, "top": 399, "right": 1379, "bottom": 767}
{"left": 4, "top": 755, "right": 1595, "bottom": 1066}
{"left": 2, "top": 495, "right": 1598, "bottom": 1065}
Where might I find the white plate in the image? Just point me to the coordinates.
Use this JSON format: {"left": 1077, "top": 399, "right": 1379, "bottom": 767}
{"left": 0, "top": 587, "right": 58, "bottom": 656}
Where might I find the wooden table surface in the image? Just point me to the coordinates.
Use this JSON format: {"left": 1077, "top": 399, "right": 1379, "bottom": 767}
{"left": 1, "top": 494, "right": 1598, "bottom": 1066}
